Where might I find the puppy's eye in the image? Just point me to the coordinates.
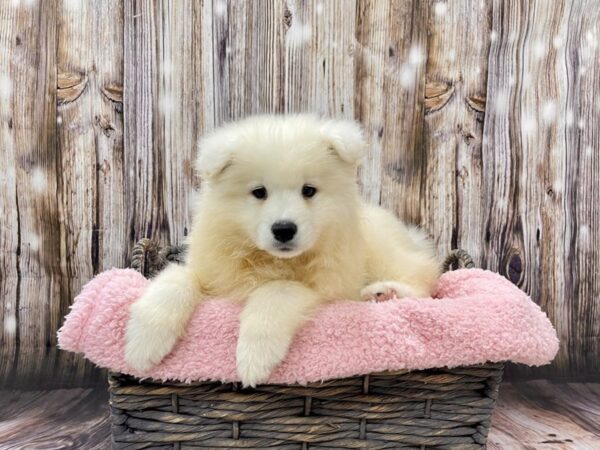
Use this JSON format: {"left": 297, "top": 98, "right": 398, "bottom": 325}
{"left": 302, "top": 185, "right": 317, "bottom": 198}
{"left": 251, "top": 186, "right": 268, "bottom": 200}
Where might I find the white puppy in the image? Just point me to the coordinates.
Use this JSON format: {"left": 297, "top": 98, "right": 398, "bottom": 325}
{"left": 125, "top": 114, "right": 440, "bottom": 386}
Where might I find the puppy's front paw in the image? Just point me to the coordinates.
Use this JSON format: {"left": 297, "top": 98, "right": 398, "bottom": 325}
{"left": 361, "top": 281, "right": 419, "bottom": 302}
{"left": 125, "top": 303, "right": 179, "bottom": 372}
{"left": 236, "top": 335, "right": 288, "bottom": 387}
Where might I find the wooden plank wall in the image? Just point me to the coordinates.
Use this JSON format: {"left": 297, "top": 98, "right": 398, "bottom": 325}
{"left": 0, "top": 0, "right": 598, "bottom": 387}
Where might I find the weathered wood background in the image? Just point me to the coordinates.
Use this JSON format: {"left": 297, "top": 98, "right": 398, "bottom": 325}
{"left": 0, "top": 0, "right": 598, "bottom": 387}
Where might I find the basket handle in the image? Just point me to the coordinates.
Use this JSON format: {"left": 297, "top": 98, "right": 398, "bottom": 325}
{"left": 131, "top": 239, "right": 474, "bottom": 276}
{"left": 442, "top": 249, "right": 475, "bottom": 272}
{"left": 131, "top": 239, "right": 187, "bottom": 278}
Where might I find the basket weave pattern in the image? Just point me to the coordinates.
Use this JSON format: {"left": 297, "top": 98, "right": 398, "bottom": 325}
{"left": 110, "top": 241, "right": 502, "bottom": 449}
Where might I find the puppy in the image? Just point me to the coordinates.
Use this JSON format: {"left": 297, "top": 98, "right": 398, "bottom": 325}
{"left": 125, "top": 114, "right": 440, "bottom": 386}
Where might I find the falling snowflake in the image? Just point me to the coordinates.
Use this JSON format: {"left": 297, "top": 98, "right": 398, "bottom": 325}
{"left": 5, "top": 315, "right": 16, "bottom": 335}
{"left": 532, "top": 40, "right": 546, "bottom": 59}
{"left": 286, "top": 21, "right": 312, "bottom": 47}
{"left": 162, "top": 59, "right": 173, "bottom": 76}
{"left": 541, "top": 101, "right": 556, "bottom": 124}
{"left": 214, "top": 0, "right": 226, "bottom": 17}
{"left": 29, "top": 232, "right": 40, "bottom": 251}
{"left": 578, "top": 119, "right": 585, "bottom": 130}
{"left": 63, "top": 0, "right": 81, "bottom": 11}
{"left": 31, "top": 167, "right": 47, "bottom": 193}
{"left": 159, "top": 93, "right": 174, "bottom": 114}
{"left": 579, "top": 224, "right": 590, "bottom": 245}
{"left": 398, "top": 65, "right": 415, "bottom": 88}
{"left": 408, "top": 45, "right": 425, "bottom": 66}
{"left": 434, "top": 2, "right": 447, "bottom": 16}
{"left": 447, "top": 48, "right": 456, "bottom": 62}
{"left": 566, "top": 109, "right": 574, "bottom": 127}
{"left": 57, "top": 115, "right": 63, "bottom": 125}
{"left": 316, "top": 2, "right": 323, "bottom": 15}
{"left": 521, "top": 114, "right": 537, "bottom": 135}
{"left": 553, "top": 35, "right": 564, "bottom": 49}
{"left": 494, "top": 90, "right": 509, "bottom": 114}
{"left": 0, "top": 74, "right": 11, "bottom": 99}
{"left": 490, "top": 31, "right": 498, "bottom": 43}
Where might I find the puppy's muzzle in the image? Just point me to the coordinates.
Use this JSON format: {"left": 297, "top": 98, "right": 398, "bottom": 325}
{"left": 271, "top": 221, "right": 297, "bottom": 243}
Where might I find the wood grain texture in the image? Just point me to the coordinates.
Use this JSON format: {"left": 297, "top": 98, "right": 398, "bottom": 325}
{"left": 482, "top": 0, "right": 600, "bottom": 378}
{"left": 0, "top": 0, "right": 61, "bottom": 385}
{"left": 1, "top": 0, "right": 599, "bottom": 385}
{"left": 488, "top": 381, "right": 600, "bottom": 449}
{"left": 0, "top": 388, "right": 110, "bottom": 449}
{"left": 355, "top": 0, "right": 428, "bottom": 221}
{"left": 2, "top": 382, "right": 598, "bottom": 449}
{"left": 421, "top": 0, "right": 492, "bottom": 259}
{"left": 55, "top": 0, "right": 125, "bottom": 387}
{"left": 124, "top": 0, "right": 208, "bottom": 249}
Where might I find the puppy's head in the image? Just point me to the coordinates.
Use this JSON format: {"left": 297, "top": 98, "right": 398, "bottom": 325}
{"left": 196, "top": 114, "right": 366, "bottom": 258}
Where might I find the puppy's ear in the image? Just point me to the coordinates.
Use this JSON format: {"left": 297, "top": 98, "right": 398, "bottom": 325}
{"left": 320, "top": 119, "right": 367, "bottom": 165}
{"left": 196, "top": 132, "right": 235, "bottom": 180}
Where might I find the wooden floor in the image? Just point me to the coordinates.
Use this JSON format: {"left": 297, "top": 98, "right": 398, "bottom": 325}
{"left": 0, "top": 381, "right": 598, "bottom": 449}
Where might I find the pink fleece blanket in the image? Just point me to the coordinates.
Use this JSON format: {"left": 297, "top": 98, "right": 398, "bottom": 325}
{"left": 57, "top": 268, "right": 558, "bottom": 384}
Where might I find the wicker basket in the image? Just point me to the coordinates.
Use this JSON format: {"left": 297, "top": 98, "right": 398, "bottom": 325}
{"left": 109, "top": 240, "right": 503, "bottom": 449}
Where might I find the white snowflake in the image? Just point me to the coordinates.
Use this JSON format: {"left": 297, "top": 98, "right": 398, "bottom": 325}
{"left": 533, "top": 40, "right": 546, "bottom": 59}
{"left": 5, "top": 315, "right": 16, "bottom": 335}
{"left": 57, "top": 115, "right": 63, "bottom": 125}
{"left": 566, "top": 109, "right": 574, "bottom": 127}
{"left": 541, "top": 101, "right": 556, "bottom": 124}
{"left": 31, "top": 167, "right": 47, "bottom": 193}
{"left": 490, "top": 31, "right": 498, "bottom": 43}
{"left": 0, "top": 74, "right": 11, "bottom": 99}
{"left": 434, "top": 2, "right": 447, "bottom": 16}
{"left": 579, "top": 224, "right": 590, "bottom": 244}
{"left": 553, "top": 35, "right": 564, "bottom": 49}
{"left": 447, "top": 48, "right": 456, "bottom": 62}
{"left": 214, "top": 0, "right": 226, "bottom": 17}
{"left": 286, "top": 21, "right": 312, "bottom": 47}
{"left": 162, "top": 59, "right": 173, "bottom": 76}
{"left": 494, "top": 90, "right": 509, "bottom": 114}
{"left": 584, "top": 145, "right": 592, "bottom": 157}
{"left": 63, "top": 0, "right": 81, "bottom": 11}
{"left": 521, "top": 114, "right": 537, "bottom": 135}
{"left": 316, "top": 2, "right": 323, "bottom": 15}
{"left": 29, "top": 232, "right": 40, "bottom": 251}
{"left": 398, "top": 64, "right": 415, "bottom": 89}
{"left": 159, "top": 93, "right": 174, "bottom": 114}
{"left": 578, "top": 119, "right": 585, "bottom": 130}
{"left": 408, "top": 45, "right": 425, "bottom": 66}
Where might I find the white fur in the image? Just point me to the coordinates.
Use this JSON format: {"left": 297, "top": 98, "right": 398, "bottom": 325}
{"left": 125, "top": 114, "right": 440, "bottom": 386}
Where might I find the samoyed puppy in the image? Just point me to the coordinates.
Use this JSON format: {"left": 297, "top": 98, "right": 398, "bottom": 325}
{"left": 125, "top": 114, "right": 440, "bottom": 386}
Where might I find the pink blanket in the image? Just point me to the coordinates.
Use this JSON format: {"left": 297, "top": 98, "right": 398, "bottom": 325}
{"left": 57, "top": 268, "right": 558, "bottom": 384}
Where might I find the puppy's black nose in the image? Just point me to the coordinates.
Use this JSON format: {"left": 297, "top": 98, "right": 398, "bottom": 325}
{"left": 271, "top": 221, "right": 297, "bottom": 243}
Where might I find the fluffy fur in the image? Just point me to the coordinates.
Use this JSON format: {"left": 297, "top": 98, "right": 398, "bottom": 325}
{"left": 125, "top": 114, "right": 440, "bottom": 386}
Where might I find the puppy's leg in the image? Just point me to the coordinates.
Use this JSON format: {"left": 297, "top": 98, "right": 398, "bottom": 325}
{"left": 236, "top": 281, "right": 320, "bottom": 387}
{"left": 125, "top": 264, "right": 202, "bottom": 371}
{"left": 361, "top": 204, "right": 440, "bottom": 300}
